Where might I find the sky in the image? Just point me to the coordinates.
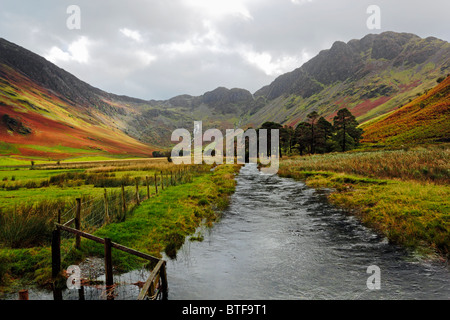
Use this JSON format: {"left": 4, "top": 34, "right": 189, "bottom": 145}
{"left": 0, "top": 0, "right": 449, "bottom": 100}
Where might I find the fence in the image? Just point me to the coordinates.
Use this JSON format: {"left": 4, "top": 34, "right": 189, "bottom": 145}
{"left": 48, "top": 167, "right": 203, "bottom": 300}
{"left": 56, "top": 167, "right": 196, "bottom": 232}
{"left": 52, "top": 223, "right": 168, "bottom": 300}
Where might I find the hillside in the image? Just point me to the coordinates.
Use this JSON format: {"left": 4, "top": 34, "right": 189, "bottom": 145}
{"left": 245, "top": 32, "right": 450, "bottom": 129}
{"left": 0, "top": 38, "right": 255, "bottom": 159}
{"left": 361, "top": 75, "right": 450, "bottom": 146}
{"left": 0, "top": 66, "right": 157, "bottom": 160}
{"left": 0, "top": 32, "right": 449, "bottom": 160}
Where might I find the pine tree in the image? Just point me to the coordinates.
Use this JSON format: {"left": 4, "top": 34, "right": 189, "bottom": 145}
{"left": 315, "top": 116, "right": 333, "bottom": 153}
{"left": 306, "top": 111, "right": 319, "bottom": 154}
{"left": 295, "top": 122, "right": 312, "bottom": 155}
{"left": 280, "top": 125, "right": 295, "bottom": 155}
{"left": 332, "top": 108, "right": 363, "bottom": 152}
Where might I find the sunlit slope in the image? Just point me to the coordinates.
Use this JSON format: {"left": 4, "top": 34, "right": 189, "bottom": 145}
{"left": 361, "top": 75, "right": 450, "bottom": 146}
{"left": 0, "top": 64, "right": 155, "bottom": 159}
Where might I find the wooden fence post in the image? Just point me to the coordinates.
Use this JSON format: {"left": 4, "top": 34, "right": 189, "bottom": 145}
{"left": 51, "top": 229, "right": 61, "bottom": 279}
{"left": 161, "top": 171, "right": 164, "bottom": 190}
{"left": 135, "top": 178, "right": 140, "bottom": 205}
{"left": 104, "top": 189, "right": 109, "bottom": 223}
{"left": 104, "top": 238, "right": 114, "bottom": 300}
{"left": 78, "top": 286, "right": 85, "bottom": 301}
{"left": 160, "top": 261, "right": 168, "bottom": 300}
{"left": 75, "top": 198, "right": 81, "bottom": 249}
{"left": 121, "top": 184, "right": 127, "bottom": 221}
{"left": 51, "top": 227, "right": 62, "bottom": 301}
{"left": 154, "top": 173, "right": 158, "bottom": 194}
{"left": 18, "top": 290, "right": 29, "bottom": 300}
{"left": 146, "top": 176, "right": 150, "bottom": 199}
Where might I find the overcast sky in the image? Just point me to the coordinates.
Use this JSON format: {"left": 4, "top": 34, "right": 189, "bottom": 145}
{"left": 1, "top": 0, "right": 449, "bottom": 100}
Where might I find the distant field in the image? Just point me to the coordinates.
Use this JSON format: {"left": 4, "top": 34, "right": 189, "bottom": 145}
{"left": 0, "top": 158, "right": 171, "bottom": 210}
{"left": 0, "top": 158, "right": 240, "bottom": 292}
{"left": 0, "top": 155, "right": 166, "bottom": 168}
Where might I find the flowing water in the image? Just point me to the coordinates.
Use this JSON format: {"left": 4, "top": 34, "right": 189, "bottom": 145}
{"left": 165, "top": 163, "right": 450, "bottom": 300}
{"left": 8, "top": 163, "right": 449, "bottom": 300}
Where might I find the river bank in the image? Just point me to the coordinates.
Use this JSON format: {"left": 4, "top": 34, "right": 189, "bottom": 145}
{"left": 278, "top": 147, "right": 449, "bottom": 260}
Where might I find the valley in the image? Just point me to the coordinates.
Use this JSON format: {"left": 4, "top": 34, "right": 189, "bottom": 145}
{"left": 0, "top": 30, "right": 448, "bottom": 300}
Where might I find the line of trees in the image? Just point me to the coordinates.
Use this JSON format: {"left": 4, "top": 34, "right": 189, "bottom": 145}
{"left": 260, "top": 108, "right": 363, "bottom": 156}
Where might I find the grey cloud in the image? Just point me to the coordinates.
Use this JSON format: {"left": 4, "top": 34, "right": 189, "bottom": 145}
{"left": 0, "top": 0, "right": 448, "bottom": 100}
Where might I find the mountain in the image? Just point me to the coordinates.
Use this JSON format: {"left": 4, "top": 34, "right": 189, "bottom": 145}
{"left": 0, "top": 38, "right": 160, "bottom": 159}
{"left": 361, "top": 74, "right": 450, "bottom": 146}
{"left": 0, "top": 32, "right": 449, "bottom": 160}
{"left": 0, "top": 38, "right": 249, "bottom": 159}
{"left": 245, "top": 32, "right": 450, "bottom": 129}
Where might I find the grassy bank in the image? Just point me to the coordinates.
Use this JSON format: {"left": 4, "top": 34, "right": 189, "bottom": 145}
{"left": 84, "top": 164, "right": 241, "bottom": 269}
{"left": 279, "top": 146, "right": 449, "bottom": 259}
{"left": 0, "top": 163, "right": 241, "bottom": 293}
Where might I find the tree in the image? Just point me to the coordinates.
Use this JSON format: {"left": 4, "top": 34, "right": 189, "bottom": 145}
{"left": 315, "top": 117, "right": 334, "bottom": 153}
{"left": 306, "top": 111, "right": 320, "bottom": 154}
{"left": 332, "top": 108, "right": 363, "bottom": 152}
{"left": 295, "top": 122, "right": 312, "bottom": 155}
{"left": 280, "top": 125, "right": 295, "bottom": 155}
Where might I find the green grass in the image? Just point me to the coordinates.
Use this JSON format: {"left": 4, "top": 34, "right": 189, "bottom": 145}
{"left": 0, "top": 156, "right": 28, "bottom": 167}
{"left": 0, "top": 161, "right": 174, "bottom": 211}
{"left": 0, "top": 168, "right": 84, "bottom": 182}
{"left": 63, "top": 155, "right": 136, "bottom": 162}
{"left": 0, "top": 145, "right": 138, "bottom": 166}
{"left": 21, "top": 144, "right": 100, "bottom": 155}
{"left": 0, "top": 163, "right": 241, "bottom": 292}
{"left": 84, "top": 164, "right": 240, "bottom": 268}
{"left": 0, "top": 185, "right": 106, "bottom": 210}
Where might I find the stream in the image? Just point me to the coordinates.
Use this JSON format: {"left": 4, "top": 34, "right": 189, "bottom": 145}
{"left": 165, "top": 163, "right": 450, "bottom": 299}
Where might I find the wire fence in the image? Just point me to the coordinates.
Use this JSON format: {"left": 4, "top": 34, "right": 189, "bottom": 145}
{"left": 53, "top": 166, "right": 209, "bottom": 300}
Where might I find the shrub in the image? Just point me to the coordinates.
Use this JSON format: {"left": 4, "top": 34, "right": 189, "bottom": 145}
{"left": 0, "top": 203, "right": 57, "bottom": 248}
{"left": 198, "top": 198, "right": 209, "bottom": 206}
{"left": 24, "top": 181, "right": 38, "bottom": 189}
{"left": 164, "top": 232, "right": 185, "bottom": 259}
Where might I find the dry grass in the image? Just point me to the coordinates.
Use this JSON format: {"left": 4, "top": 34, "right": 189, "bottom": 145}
{"left": 281, "top": 144, "right": 449, "bottom": 184}
{"left": 278, "top": 145, "right": 450, "bottom": 258}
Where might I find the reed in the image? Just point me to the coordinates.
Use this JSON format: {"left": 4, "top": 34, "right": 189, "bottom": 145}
{"left": 278, "top": 145, "right": 450, "bottom": 258}
{"left": 281, "top": 145, "right": 449, "bottom": 184}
